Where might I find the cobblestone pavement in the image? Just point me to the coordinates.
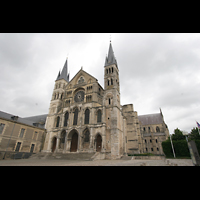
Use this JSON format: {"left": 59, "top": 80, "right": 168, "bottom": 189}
{"left": 0, "top": 158, "right": 194, "bottom": 166}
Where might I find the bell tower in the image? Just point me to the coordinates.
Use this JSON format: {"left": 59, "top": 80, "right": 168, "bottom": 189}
{"left": 45, "top": 59, "right": 69, "bottom": 152}
{"left": 50, "top": 58, "right": 70, "bottom": 114}
{"left": 103, "top": 42, "right": 123, "bottom": 159}
{"left": 104, "top": 42, "right": 120, "bottom": 94}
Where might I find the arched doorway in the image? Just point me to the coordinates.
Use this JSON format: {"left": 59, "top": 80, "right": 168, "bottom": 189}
{"left": 52, "top": 137, "right": 57, "bottom": 153}
{"left": 96, "top": 134, "right": 102, "bottom": 152}
{"left": 70, "top": 132, "right": 78, "bottom": 152}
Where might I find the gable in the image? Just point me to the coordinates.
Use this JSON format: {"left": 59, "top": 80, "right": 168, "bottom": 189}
{"left": 66, "top": 69, "right": 98, "bottom": 89}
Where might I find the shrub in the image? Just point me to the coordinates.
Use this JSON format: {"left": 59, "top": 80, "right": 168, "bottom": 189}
{"left": 162, "top": 140, "right": 200, "bottom": 158}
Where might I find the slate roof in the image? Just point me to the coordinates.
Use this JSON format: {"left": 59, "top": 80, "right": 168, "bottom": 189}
{"left": 56, "top": 58, "right": 70, "bottom": 82}
{"left": 105, "top": 42, "right": 118, "bottom": 68}
{"left": 22, "top": 114, "right": 48, "bottom": 127}
{"left": 0, "top": 110, "right": 47, "bottom": 129}
{"left": 138, "top": 113, "right": 163, "bottom": 126}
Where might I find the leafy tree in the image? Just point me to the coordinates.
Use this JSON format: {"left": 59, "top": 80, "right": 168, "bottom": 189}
{"left": 171, "top": 128, "right": 185, "bottom": 141}
{"left": 188, "top": 127, "right": 200, "bottom": 141}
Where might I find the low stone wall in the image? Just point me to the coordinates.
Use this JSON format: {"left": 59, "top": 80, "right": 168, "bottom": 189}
{"left": 132, "top": 156, "right": 165, "bottom": 160}
{"left": 0, "top": 151, "right": 34, "bottom": 160}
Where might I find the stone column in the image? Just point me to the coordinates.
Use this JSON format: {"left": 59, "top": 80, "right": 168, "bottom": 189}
{"left": 66, "top": 139, "right": 71, "bottom": 152}
{"left": 102, "top": 135, "right": 106, "bottom": 153}
{"left": 102, "top": 106, "right": 106, "bottom": 123}
{"left": 89, "top": 128, "right": 93, "bottom": 152}
{"left": 55, "top": 137, "right": 60, "bottom": 152}
{"left": 46, "top": 132, "right": 52, "bottom": 152}
{"left": 102, "top": 126, "right": 106, "bottom": 152}
{"left": 63, "top": 130, "right": 68, "bottom": 153}
{"left": 77, "top": 130, "right": 80, "bottom": 152}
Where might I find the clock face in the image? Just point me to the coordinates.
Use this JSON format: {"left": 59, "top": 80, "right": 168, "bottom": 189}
{"left": 74, "top": 91, "right": 85, "bottom": 103}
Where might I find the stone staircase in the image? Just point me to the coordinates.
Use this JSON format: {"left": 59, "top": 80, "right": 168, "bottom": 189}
{"left": 29, "top": 152, "right": 96, "bottom": 161}
{"left": 120, "top": 155, "right": 132, "bottom": 160}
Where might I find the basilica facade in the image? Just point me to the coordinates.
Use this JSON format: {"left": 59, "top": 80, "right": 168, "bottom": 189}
{"left": 42, "top": 42, "right": 169, "bottom": 159}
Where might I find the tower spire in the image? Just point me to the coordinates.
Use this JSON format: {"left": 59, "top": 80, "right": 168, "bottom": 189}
{"left": 105, "top": 41, "right": 118, "bottom": 68}
{"left": 56, "top": 58, "right": 70, "bottom": 82}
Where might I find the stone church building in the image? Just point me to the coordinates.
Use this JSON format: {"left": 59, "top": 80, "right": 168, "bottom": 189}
{"left": 42, "top": 42, "right": 169, "bottom": 159}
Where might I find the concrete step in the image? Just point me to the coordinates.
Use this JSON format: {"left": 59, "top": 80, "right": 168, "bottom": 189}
{"left": 29, "top": 152, "right": 95, "bottom": 161}
{"left": 29, "top": 152, "right": 52, "bottom": 160}
{"left": 120, "top": 156, "right": 132, "bottom": 160}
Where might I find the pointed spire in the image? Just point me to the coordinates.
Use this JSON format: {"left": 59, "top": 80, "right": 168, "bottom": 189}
{"left": 105, "top": 42, "right": 118, "bottom": 68}
{"left": 56, "top": 71, "right": 61, "bottom": 80}
{"left": 56, "top": 58, "right": 70, "bottom": 82}
{"left": 104, "top": 55, "right": 108, "bottom": 66}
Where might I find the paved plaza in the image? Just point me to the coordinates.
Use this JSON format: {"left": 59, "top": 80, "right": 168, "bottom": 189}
{"left": 0, "top": 158, "right": 193, "bottom": 166}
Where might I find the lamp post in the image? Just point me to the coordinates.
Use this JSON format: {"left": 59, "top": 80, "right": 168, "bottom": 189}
{"left": 169, "top": 133, "right": 176, "bottom": 158}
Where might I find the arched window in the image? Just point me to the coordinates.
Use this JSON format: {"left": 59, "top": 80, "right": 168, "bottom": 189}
{"left": 109, "top": 68, "right": 111, "bottom": 73}
{"left": 112, "top": 67, "right": 113, "bottom": 73}
{"left": 85, "top": 108, "right": 90, "bottom": 124}
{"left": 84, "top": 129, "right": 90, "bottom": 142}
{"left": 111, "top": 78, "right": 113, "bottom": 85}
{"left": 97, "top": 110, "right": 102, "bottom": 123}
{"left": 73, "top": 108, "right": 78, "bottom": 125}
{"left": 109, "top": 98, "right": 111, "bottom": 105}
{"left": 64, "top": 112, "right": 69, "bottom": 127}
{"left": 156, "top": 126, "right": 160, "bottom": 132}
{"left": 56, "top": 116, "right": 60, "bottom": 127}
{"left": 108, "top": 80, "right": 110, "bottom": 86}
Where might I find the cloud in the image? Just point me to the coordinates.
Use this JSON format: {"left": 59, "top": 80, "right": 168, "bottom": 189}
{"left": 0, "top": 33, "right": 200, "bottom": 134}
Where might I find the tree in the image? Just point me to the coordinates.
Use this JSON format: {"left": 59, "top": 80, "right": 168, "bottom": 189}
{"left": 188, "top": 127, "right": 200, "bottom": 141}
{"left": 171, "top": 128, "right": 185, "bottom": 141}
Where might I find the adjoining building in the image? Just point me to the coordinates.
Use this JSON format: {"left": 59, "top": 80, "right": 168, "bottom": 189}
{"left": 0, "top": 110, "right": 47, "bottom": 159}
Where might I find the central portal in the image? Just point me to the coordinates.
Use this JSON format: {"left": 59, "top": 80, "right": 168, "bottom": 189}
{"left": 70, "top": 132, "right": 78, "bottom": 152}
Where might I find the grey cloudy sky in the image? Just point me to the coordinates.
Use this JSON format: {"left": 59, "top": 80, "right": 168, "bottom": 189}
{"left": 0, "top": 33, "right": 200, "bottom": 134}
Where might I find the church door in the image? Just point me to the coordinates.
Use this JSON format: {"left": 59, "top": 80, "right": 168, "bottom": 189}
{"left": 96, "top": 134, "right": 102, "bottom": 152}
{"left": 70, "top": 132, "right": 78, "bottom": 152}
{"left": 52, "top": 137, "right": 57, "bottom": 153}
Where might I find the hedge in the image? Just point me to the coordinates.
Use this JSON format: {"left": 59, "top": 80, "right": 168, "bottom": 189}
{"left": 162, "top": 140, "right": 200, "bottom": 158}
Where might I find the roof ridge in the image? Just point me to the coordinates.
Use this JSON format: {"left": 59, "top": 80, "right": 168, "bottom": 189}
{"left": 138, "top": 113, "right": 160, "bottom": 117}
